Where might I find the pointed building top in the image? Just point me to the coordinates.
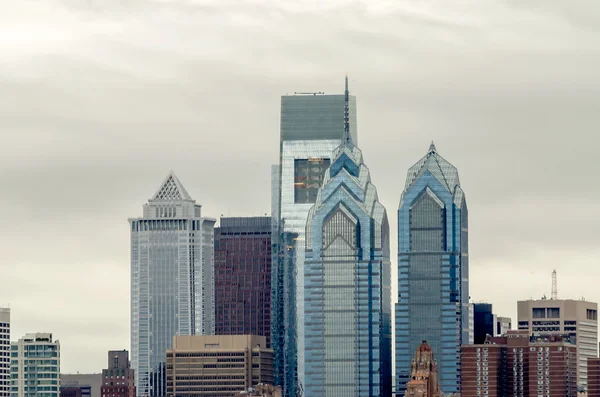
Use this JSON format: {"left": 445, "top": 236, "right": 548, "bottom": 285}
{"left": 343, "top": 74, "right": 352, "bottom": 147}
{"left": 150, "top": 171, "right": 193, "bottom": 201}
{"left": 428, "top": 141, "right": 437, "bottom": 153}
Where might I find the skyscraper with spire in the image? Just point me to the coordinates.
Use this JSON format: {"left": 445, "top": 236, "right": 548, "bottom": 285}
{"left": 129, "top": 172, "right": 216, "bottom": 397}
{"left": 303, "top": 78, "right": 392, "bottom": 397}
{"left": 395, "top": 144, "right": 469, "bottom": 395}
{"left": 273, "top": 77, "right": 359, "bottom": 395}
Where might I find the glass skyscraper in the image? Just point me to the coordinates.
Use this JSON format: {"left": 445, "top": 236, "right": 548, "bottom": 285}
{"left": 303, "top": 78, "right": 392, "bottom": 397}
{"left": 274, "top": 87, "right": 358, "bottom": 395}
{"left": 395, "top": 143, "right": 469, "bottom": 395}
{"left": 129, "top": 172, "right": 215, "bottom": 397}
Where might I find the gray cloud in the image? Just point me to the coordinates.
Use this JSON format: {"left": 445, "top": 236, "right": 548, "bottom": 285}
{"left": 1, "top": 0, "right": 599, "bottom": 372}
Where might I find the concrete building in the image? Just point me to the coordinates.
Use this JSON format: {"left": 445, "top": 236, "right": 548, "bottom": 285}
{"left": 0, "top": 309, "right": 9, "bottom": 397}
{"left": 60, "top": 375, "right": 101, "bottom": 397}
{"left": 588, "top": 358, "right": 600, "bottom": 397}
{"left": 274, "top": 79, "right": 358, "bottom": 394}
{"left": 129, "top": 171, "right": 216, "bottom": 397}
{"left": 403, "top": 341, "right": 443, "bottom": 397}
{"left": 518, "top": 299, "right": 598, "bottom": 389}
{"left": 10, "top": 333, "right": 60, "bottom": 397}
{"left": 496, "top": 316, "right": 512, "bottom": 335}
{"left": 303, "top": 78, "right": 391, "bottom": 397}
{"left": 166, "top": 335, "right": 273, "bottom": 397}
{"left": 396, "top": 143, "right": 469, "bottom": 395}
{"left": 101, "top": 351, "right": 135, "bottom": 397}
{"left": 461, "top": 330, "right": 578, "bottom": 397}
{"left": 214, "top": 217, "right": 272, "bottom": 344}
{"left": 233, "top": 384, "right": 282, "bottom": 397}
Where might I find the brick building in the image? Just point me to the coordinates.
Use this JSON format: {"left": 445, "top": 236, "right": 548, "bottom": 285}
{"left": 461, "top": 330, "right": 578, "bottom": 397}
{"left": 100, "top": 350, "right": 135, "bottom": 397}
{"left": 588, "top": 358, "right": 600, "bottom": 397}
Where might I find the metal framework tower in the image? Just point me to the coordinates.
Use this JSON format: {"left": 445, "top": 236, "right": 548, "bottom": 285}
{"left": 551, "top": 269, "right": 558, "bottom": 300}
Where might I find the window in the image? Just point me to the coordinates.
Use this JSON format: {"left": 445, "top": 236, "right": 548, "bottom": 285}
{"left": 587, "top": 309, "right": 597, "bottom": 320}
{"left": 532, "top": 308, "right": 546, "bottom": 319}
{"left": 293, "top": 158, "right": 330, "bottom": 203}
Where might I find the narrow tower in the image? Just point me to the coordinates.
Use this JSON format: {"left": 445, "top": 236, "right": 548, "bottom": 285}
{"left": 551, "top": 269, "right": 558, "bottom": 300}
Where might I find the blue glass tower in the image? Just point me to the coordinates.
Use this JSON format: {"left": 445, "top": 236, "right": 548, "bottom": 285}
{"left": 395, "top": 143, "right": 469, "bottom": 395}
{"left": 303, "top": 77, "right": 392, "bottom": 397}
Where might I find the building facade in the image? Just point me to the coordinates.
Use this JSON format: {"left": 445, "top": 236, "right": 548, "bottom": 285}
{"left": 517, "top": 299, "right": 598, "bottom": 390}
{"left": 10, "top": 333, "right": 60, "bottom": 397}
{"left": 396, "top": 143, "right": 469, "bottom": 395}
{"left": 59, "top": 375, "right": 101, "bottom": 397}
{"left": 303, "top": 82, "right": 391, "bottom": 397}
{"left": 214, "top": 217, "right": 272, "bottom": 343}
{"left": 165, "top": 335, "right": 273, "bottom": 397}
{"left": 461, "top": 330, "right": 578, "bottom": 397}
{"left": 0, "top": 309, "right": 9, "bottom": 397}
{"left": 496, "top": 316, "right": 512, "bottom": 336}
{"left": 275, "top": 83, "right": 358, "bottom": 393}
{"left": 129, "top": 172, "right": 216, "bottom": 397}
{"left": 474, "top": 304, "right": 495, "bottom": 345}
{"left": 101, "top": 351, "right": 135, "bottom": 397}
{"left": 403, "top": 341, "right": 443, "bottom": 397}
{"left": 588, "top": 358, "right": 600, "bottom": 397}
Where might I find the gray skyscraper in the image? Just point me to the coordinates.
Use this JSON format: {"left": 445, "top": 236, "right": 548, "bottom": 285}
{"left": 129, "top": 172, "right": 215, "bottom": 397}
{"left": 303, "top": 78, "right": 391, "bottom": 397}
{"left": 274, "top": 86, "right": 358, "bottom": 394}
{"left": 0, "top": 308, "right": 9, "bottom": 397}
{"left": 395, "top": 144, "right": 469, "bottom": 395}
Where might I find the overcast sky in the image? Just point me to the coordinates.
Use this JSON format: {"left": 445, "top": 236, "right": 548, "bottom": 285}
{"left": 1, "top": 0, "right": 600, "bottom": 373}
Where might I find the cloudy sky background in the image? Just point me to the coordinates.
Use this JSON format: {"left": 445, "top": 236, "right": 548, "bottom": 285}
{"left": 1, "top": 0, "right": 600, "bottom": 373}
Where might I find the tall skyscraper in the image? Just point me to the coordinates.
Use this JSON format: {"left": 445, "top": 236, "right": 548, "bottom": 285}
{"left": 0, "top": 308, "right": 9, "bottom": 397}
{"left": 101, "top": 350, "right": 135, "bottom": 397}
{"left": 517, "top": 298, "right": 598, "bottom": 389}
{"left": 396, "top": 143, "right": 469, "bottom": 395}
{"left": 275, "top": 81, "right": 358, "bottom": 393}
{"left": 129, "top": 172, "right": 216, "bottom": 397}
{"left": 303, "top": 78, "right": 391, "bottom": 397}
{"left": 10, "top": 333, "right": 60, "bottom": 397}
{"left": 214, "top": 216, "right": 273, "bottom": 342}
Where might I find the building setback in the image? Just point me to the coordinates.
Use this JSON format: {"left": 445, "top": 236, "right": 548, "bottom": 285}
{"left": 517, "top": 299, "right": 598, "bottom": 389}
{"left": 101, "top": 350, "right": 135, "bottom": 397}
{"left": 461, "top": 330, "right": 578, "bottom": 397}
{"left": 588, "top": 358, "right": 600, "bottom": 397}
{"left": 0, "top": 309, "right": 9, "bottom": 397}
{"left": 274, "top": 81, "right": 358, "bottom": 393}
{"left": 303, "top": 77, "right": 391, "bottom": 397}
{"left": 165, "top": 335, "right": 273, "bottom": 397}
{"left": 396, "top": 143, "right": 469, "bottom": 395}
{"left": 214, "top": 217, "right": 272, "bottom": 343}
{"left": 129, "top": 172, "right": 216, "bottom": 397}
{"left": 10, "top": 333, "right": 60, "bottom": 397}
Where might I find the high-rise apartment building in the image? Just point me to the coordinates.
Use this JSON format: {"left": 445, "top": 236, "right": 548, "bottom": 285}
{"left": 588, "top": 358, "right": 600, "bottom": 397}
{"left": 0, "top": 308, "right": 9, "bottom": 397}
{"left": 474, "top": 304, "right": 495, "bottom": 345}
{"left": 129, "top": 172, "right": 216, "bottom": 397}
{"left": 396, "top": 143, "right": 469, "bottom": 395}
{"left": 101, "top": 351, "right": 135, "bottom": 397}
{"left": 274, "top": 80, "right": 358, "bottom": 393}
{"left": 303, "top": 78, "right": 391, "bottom": 397}
{"left": 10, "top": 333, "right": 60, "bottom": 397}
{"left": 517, "top": 299, "right": 598, "bottom": 389}
{"left": 461, "top": 330, "right": 578, "bottom": 397}
{"left": 214, "top": 217, "right": 272, "bottom": 343}
{"left": 165, "top": 335, "right": 274, "bottom": 397}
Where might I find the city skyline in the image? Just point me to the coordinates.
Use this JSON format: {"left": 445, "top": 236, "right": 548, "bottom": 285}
{"left": 2, "top": 0, "right": 600, "bottom": 375}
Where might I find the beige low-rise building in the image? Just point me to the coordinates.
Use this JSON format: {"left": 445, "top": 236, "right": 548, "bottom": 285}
{"left": 166, "top": 335, "right": 273, "bottom": 397}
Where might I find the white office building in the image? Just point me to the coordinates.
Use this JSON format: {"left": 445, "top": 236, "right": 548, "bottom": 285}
{"left": 10, "top": 333, "right": 60, "bottom": 397}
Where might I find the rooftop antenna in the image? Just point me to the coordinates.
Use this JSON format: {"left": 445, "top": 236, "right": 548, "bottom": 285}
{"left": 344, "top": 74, "right": 352, "bottom": 146}
{"left": 551, "top": 269, "right": 557, "bottom": 300}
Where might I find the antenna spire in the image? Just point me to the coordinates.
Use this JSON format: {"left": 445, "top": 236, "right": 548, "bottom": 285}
{"left": 344, "top": 74, "right": 352, "bottom": 146}
{"left": 551, "top": 269, "right": 557, "bottom": 300}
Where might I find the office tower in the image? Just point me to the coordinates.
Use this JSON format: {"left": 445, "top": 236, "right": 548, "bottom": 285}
{"left": 474, "top": 304, "right": 495, "bottom": 344}
{"left": 303, "top": 77, "right": 391, "bottom": 397}
{"left": 165, "top": 335, "right": 274, "bottom": 397}
{"left": 402, "top": 341, "right": 443, "bottom": 397}
{"left": 461, "top": 330, "right": 578, "bottom": 397}
{"left": 496, "top": 316, "right": 512, "bottom": 336}
{"left": 10, "top": 333, "right": 60, "bottom": 397}
{"left": 517, "top": 299, "right": 598, "bottom": 389}
{"left": 129, "top": 172, "right": 216, "bottom": 397}
{"left": 101, "top": 350, "right": 135, "bottom": 397}
{"left": 0, "top": 309, "right": 8, "bottom": 397}
{"left": 396, "top": 143, "right": 469, "bottom": 395}
{"left": 275, "top": 80, "right": 358, "bottom": 393}
{"left": 60, "top": 375, "right": 101, "bottom": 397}
{"left": 214, "top": 217, "right": 272, "bottom": 343}
{"left": 588, "top": 358, "right": 600, "bottom": 397}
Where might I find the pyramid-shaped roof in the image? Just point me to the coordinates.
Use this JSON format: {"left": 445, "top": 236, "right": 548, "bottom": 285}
{"left": 150, "top": 171, "right": 193, "bottom": 201}
{"left": 405, "top": 142, "right": 460, "bottom": 192}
